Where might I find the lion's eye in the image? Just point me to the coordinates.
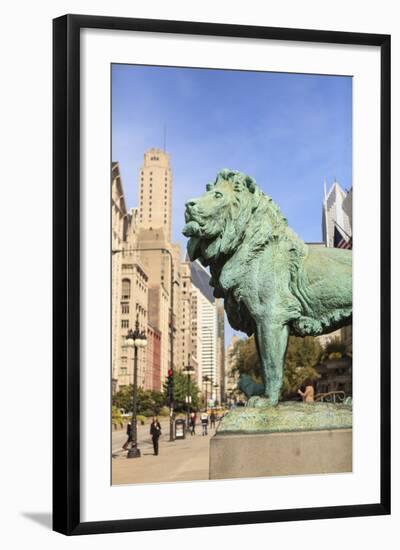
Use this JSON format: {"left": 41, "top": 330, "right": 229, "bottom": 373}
{"left": 214, "top": 192, "right": 223, "bottom": 199}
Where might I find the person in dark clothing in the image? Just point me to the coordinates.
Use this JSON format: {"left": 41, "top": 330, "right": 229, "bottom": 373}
{"left": 122, "top": 421, "right": 132, "bottom": 450}
{"left": 210, "top": 410, "right": 216, "bottom": 429}
{"left": 150, "top": 416, "right": 162, "bottom": 455}
{"left": 189, "top": 412, "right": 196, "bottom": 435}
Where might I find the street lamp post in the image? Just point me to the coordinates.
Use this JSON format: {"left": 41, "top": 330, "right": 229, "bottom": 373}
{"left": 213, "top": 383, "right": 220, "bottom": 406}
{"left": 125, "top": 319, "right": 147, "bottom": 459}
{"left": 202, "top": 375, "right": 211, "bottom": 411}
{"left": 113, "top": 246, "right": 177, "bottom": 442}
{"left": 183, "top": 358, "right": 195, "bottom": 431}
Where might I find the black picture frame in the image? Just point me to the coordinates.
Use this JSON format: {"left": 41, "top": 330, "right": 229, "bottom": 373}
{"left": 53, "top": 14, "right": 391, "bottom": 536}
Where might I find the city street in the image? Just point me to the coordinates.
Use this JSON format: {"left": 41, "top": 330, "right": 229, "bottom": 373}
{"left": 112, "top": 418, "right": 217, "bottom": 485}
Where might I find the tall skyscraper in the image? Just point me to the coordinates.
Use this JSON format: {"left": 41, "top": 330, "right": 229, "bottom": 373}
{"left": 322, "top": 179, "right": 352, "bottom": 248}
{"left": 190, "top": 260, "right": 219, "bottom": 397}
{"left": 137, "top": 148, "right": 172, "bottom": 241}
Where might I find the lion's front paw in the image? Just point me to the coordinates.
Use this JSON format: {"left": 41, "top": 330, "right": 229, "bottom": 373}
{"left": 238, "top": 374, "right": 264, "bottom": 398}
{"left": 247, "top": 396, "right": 276, "bottom": 408}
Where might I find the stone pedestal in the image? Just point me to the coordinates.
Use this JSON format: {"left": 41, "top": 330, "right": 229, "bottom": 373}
{"left": 209, "top": 429, "right": 352, "bottom": 479}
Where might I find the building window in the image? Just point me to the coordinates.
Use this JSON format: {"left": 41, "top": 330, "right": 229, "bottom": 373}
{"left": 120, "top": 366, "right": 127, "bottom": 376}
{"left": 121, "top": 303, "right": 129, "bottom": 314}
{"left": 121, "top": 278, "right": 131, "bottom": 299}
{"left": 121, "top": 319, "right": 129, "bottom": 328}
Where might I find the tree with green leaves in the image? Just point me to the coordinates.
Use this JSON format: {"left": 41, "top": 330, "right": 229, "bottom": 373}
{"left": 230, "top": 335, "right": 321, "bottom": 400}
{"left": 111, "top": 405, "right": 124, "bottom": 428}
{"left": 163, "top": 370, "right": 200, "bottom": 412}
{"left": 282, "top": 336, "right": 321, "bottom": 397}
{"left": 321, "top": 337, "right": 346, "bottom": 360}
{"left": 112, "top": 386, "right": 167, "bottom": 416}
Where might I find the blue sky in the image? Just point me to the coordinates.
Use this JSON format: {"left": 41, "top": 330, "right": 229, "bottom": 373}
{"left": 112, "top": 64, "right": 352, "bottom": 343}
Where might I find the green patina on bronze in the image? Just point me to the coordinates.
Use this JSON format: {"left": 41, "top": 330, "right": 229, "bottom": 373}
{"left": 183, "top": 169, "right": 352, "bottom": 406}
{"left": 216, "top": 402, "right": 352, "bottom": 434}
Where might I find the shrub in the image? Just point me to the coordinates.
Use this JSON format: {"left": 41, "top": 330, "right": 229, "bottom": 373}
{"left": 142, "top": 409, "right": 157, "bottom": 417}
{"left": 159, "top": 406, "right": 170, "bottom": 417}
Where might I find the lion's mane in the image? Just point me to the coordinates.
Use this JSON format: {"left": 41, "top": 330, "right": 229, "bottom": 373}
{"left": 191, "top": 169, "right": 308, "bottom": 335}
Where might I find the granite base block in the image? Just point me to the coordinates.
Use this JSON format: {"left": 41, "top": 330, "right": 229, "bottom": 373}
{"left": 209, "top": 429, "right": 352, "bottom": 479}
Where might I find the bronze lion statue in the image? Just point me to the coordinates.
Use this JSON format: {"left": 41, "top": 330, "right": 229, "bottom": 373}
{"left": 183, "top": 169, "right": 352, "bottom": 405}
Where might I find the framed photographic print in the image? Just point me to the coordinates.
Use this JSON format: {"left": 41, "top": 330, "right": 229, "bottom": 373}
{"left": 53, "top": 14, "right": 391, "bottom": 535}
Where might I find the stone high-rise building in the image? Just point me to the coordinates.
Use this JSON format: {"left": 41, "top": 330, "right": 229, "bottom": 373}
{"left": 179, "top": 262, "right": 193, "bottom": 371}
{"left": 136, "top": 228, "right": 184, "bottom": 386}
{"left": 111, "top": 162, "right": 150, "bottom": 393}
{"left": 134, "top": 148, "right": 185, "bottom": 387}
{"left": 138, "top": 148, "right": 173, "bottom": 241}
{"left": 146, "top": 324, "right": 162, "bottom": 391}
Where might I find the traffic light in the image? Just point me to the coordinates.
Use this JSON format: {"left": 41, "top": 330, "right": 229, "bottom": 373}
{"left": 167, "top": 368, "right": 174, "bottom": 404}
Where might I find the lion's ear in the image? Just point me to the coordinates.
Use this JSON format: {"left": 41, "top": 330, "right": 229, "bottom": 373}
{"left": 206, "top": 183, "right": 214, "bottom": 191}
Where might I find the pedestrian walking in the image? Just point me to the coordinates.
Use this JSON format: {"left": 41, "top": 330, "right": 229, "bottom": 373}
{"left": 122, "top": 421, "right": 132, "bottom": 450}
{"left": 200, "top": 411, "right": 209, "bottom": 436}
{"left": 189, "top": 412, "right": 196, "bottom": 436}
{"left": 210, "top": 410, "right": 216, "bottom": 429}
{"left": 150, "top": 416, "right": 162, "bottom": 455}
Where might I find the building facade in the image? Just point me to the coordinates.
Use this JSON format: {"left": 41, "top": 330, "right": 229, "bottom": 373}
{"left": 318, "top": 178, "right": 353, "bottom": 353}
{"left": 190, "top": 260, "right": 219, "bottom": 398}
{"left": 315, "top": 355, "right": 352, "bottom": 396}
{"left": 137, "top": 148, "right": 173, "bottom": 241}
{"left": 111, "top": 162, "right": 149, "bottom": 392}
{"left": 147, "top": 324, "right": 162, "bottom": 391}
{"left": 322, "top": 179, "right": 352, "bottom": 248}
{"left": 112, "top": 149, "right": 226, "bottom": 400}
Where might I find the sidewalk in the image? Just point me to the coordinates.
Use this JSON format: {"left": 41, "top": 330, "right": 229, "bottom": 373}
{"left": 112, "top": 421, "right": 215, "bottom": 485}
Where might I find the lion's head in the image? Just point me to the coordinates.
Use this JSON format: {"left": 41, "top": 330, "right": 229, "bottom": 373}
{"left": 183, "top": 169, "right": 299, "bottom": 266}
